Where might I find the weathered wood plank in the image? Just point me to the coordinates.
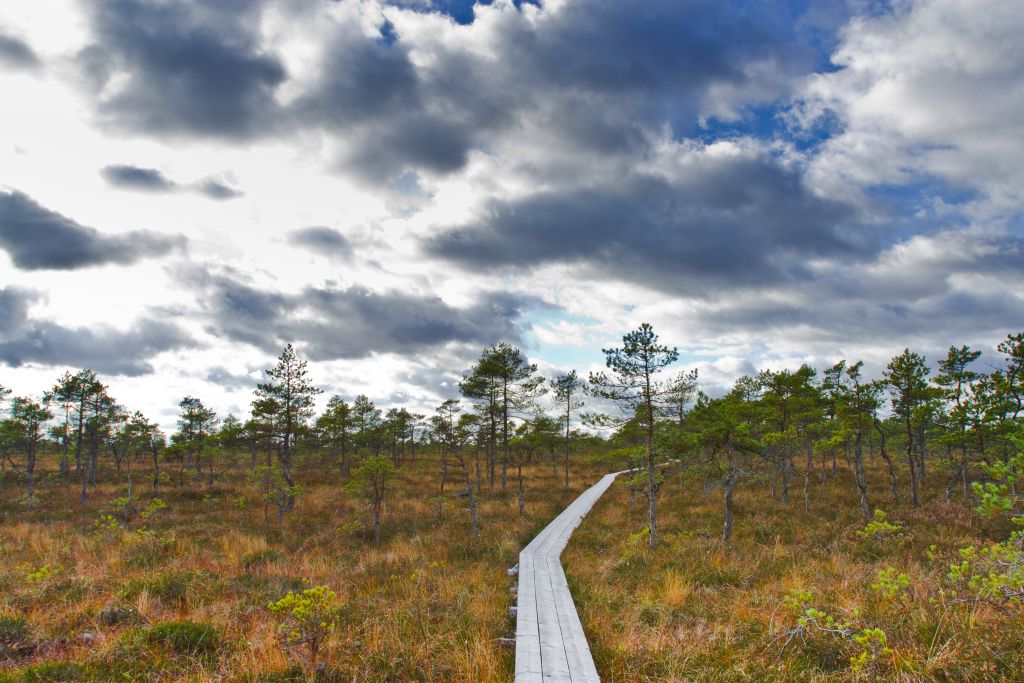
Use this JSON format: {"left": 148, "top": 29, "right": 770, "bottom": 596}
{"left": 513, "top": 470, "right": 628, "bottom": 683}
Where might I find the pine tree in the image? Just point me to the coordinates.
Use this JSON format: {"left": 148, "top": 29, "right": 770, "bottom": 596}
{"left": 551, "top": 370, "right": 585, "bottom": 487}
{"left": 255, "top": 344, "right": 321, "bottom": 510}
{"left": 885, "top": 349, "right": 931, "bottom": 507}
{"left": 589, "top": 323, "right": 678, "bottom": 547}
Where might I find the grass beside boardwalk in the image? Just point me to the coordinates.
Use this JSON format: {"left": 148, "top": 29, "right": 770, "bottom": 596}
{"left": 565, "top": 464, "right": 1024, "bottom": 682}
{"left": 0, "top": 454, "right": 605, "bottom": 682}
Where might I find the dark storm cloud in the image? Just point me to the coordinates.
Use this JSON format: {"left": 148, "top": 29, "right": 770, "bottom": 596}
{"left": 83, "top": 0, "right": 286, "bottom": 139}
{"left": 181, "top": 265, "right": 531, "bottom": 360}
{"left": 0, "top": 30, "right": 41, "bottom": 70}
{"left": 426, "top": 155, "right": 867, "bottom": 292}
{"left": 101, "top": 164, "right": 177, "bottom": 192}
{"left": 288, "top": 227, "right": 353, "bottom": 260}
{"left": 0, "top": 286, "right": 196, "bottom": 376}
{"left": 0, "top": 190, "right": 186, "bottom": 270}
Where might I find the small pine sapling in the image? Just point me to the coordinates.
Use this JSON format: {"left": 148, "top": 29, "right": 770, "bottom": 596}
{"left": 856, "top": 509, "right": 903, "bottom": 543}
{"left": 348, "top": 455, "right": 394, "bottom": 544}
{"left": 250, "top": 464, "right": 301, "bottom": 523}
{"left": 268, "top": 585, "right": 340, "bottom": 680}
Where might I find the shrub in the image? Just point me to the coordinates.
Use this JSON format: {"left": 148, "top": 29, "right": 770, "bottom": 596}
{"left": 780, "top": 588, "right": 892, "bottom": 675}
{"left": 93, "top": 514, "right": 120, "bottom": 537}
{"left": 145, "top": 620, "right": 219, "bottom": 656}
{"left": 870, "top": 567, "right": 910, "bottom": 603}
{"left": 856, "top": 510, "right": 902, "bottom": 543}
{"left": 251, "top": 465, "right": 301, "bottom": 524}
{"left": 112, "top": 497, "right": 138, "bottom": 525}
{"left": 140, "top": 498, "right": 167, "bottom": 520}
{"left": 268, "top": 585, "right": 341, "bottom": 679}
{"left": 26, "top": 564, "right": 61, "bottom": 583}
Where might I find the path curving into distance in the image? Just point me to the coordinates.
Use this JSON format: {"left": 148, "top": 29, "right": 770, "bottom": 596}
{"left": 512, "top": 470, "right": 627, "bottom": 682}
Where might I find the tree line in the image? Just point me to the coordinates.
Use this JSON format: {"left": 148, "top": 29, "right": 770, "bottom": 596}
{"left": 2, "top": 329, "right": 1022, "bottom": 547}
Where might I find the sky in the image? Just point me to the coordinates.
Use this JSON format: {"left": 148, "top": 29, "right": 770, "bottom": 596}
{"left": 1, "top": 0, "right": 1022, "bottom": 431}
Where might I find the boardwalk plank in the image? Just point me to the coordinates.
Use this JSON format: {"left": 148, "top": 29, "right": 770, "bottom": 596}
{"left": 513, "top": 470, "right": 627, "bottom": 682}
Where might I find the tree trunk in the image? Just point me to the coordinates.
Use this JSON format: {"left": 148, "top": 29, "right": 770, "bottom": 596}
{"left": 961, "top": 455, "right": 969, "bottom": 500}
{"left": 465, "top": 464, "right": 479, "bottom": 538}
{"left": 875, "top": 420, "right": 899, "bottom": 505}
{"left": 517, "top": 463, "right": 525, "bottom": 516}
{"left": 917, "top": 424, "right": 928, "bottom": 481}
{"left": 60, "top": 431, "right": 70, "bottom": 477}
{"left": 781, "top": 456, "right": 791, "bottom": 504}
{"left": 905, "top": 414, "right": 920, "bottom": 507}
{"left": 722, "top": 454, "right": 735, "bottom": 543}
{"left": 853, "top": 421, "right": 869, "bottom": 523}
{"left": 439, "top": 447, "right": 448, "bottom": 493}
{"left": 564, "top": 407, "right": 571, "bottom": 488}
{"left": 26, "top": 439, "right": 36, "bottom": 502}
{"left": 151, "top": 443, "right": 160, "bottom": 493}
{"left": 79, "top": 445, "right": 89, "bottom": 506}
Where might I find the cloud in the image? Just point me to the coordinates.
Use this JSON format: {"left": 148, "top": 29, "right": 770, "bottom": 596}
{"left": 290, "top": 11, "right": 477, "bottom": 182}
{"left": 100, "top": 165, "right": 243, "bottom": 200}
{"left": 205, "top": 365, "right": 258, "bottom": 390}
{"left": 195, "top": 179, "right": 243, "bottom": 200}
{"left": 0, "top": 286, "right": 196, "bottom": 376}
{"left": 0, "top": 189, "right": 186, "bottom": 270}
{"left": 101, "top": 164, "right": 176, "bottom": 192}
{"left": 70, "top": 0, "right": 832, "bottom": 183}
{"left": 426, "top": 147, "right": 867, "bottom": 293}
{"left": 82, "top": 0, "right": 286, "bottom": 140}
{"left": 0, "top": 30, "right": 41, "bottom": 70}
{"left": 796, "top": 0, "right": 1024, "bottom": 214}
{"left": 288, "top": 226, "right": 353, "bottom": 260}
{"left": 180, "top": 264, "right": 533, "bottom": 360}
{"left": 670, "top": 227, "right": 1024, "bottom": 358}
{"left": 0, "top": 286, "right": 39, "bottom": 332}
{"left": 341, "top": 114, "right": 474, "bottom": 183}
{"left": 293, "top": 22, "right": 419, "bottom": 127}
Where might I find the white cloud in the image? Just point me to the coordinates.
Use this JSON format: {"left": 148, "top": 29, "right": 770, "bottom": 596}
{"left": 800, "top": 0, "right": 1024, "bottom": 215}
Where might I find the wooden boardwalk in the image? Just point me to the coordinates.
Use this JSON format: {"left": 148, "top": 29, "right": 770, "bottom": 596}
{"left": 513, "top": 470, "right": 625, "bottom": 682}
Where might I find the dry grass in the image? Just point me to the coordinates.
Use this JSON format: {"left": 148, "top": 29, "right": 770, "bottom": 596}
{"left": 0, "top": 452, "right": 603, "bottom": 681}
{"left": 564, "top": 464, "right": 1024, "bottom": 682}
{"left": 3, "top": 454, "right": 1021, "bottom": 681}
